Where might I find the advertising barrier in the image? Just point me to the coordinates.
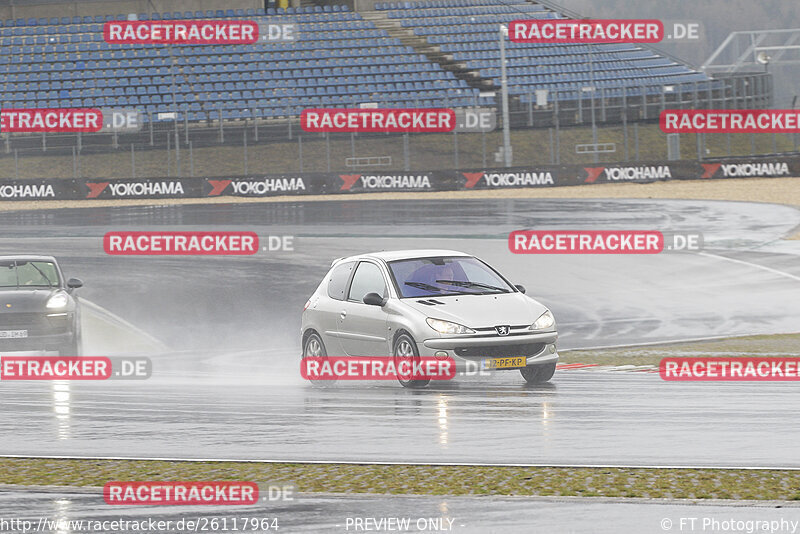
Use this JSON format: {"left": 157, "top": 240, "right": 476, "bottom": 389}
{"left": 1, "top": 154, "right": 798, "bottom": 202}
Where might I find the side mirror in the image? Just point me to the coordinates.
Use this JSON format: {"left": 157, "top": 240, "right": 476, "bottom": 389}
{"left": 363, "top": 292, "right": 386, "bottom": 306}
{"left": 67, "top": 278, "right": 83, "bottom": 290}
{"left": 514, "top": 284, "right": 526, "bottom": 294}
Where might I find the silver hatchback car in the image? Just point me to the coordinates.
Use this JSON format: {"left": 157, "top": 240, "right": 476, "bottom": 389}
{"left": 301, "top": 250, "right": 559, "bottom": 388}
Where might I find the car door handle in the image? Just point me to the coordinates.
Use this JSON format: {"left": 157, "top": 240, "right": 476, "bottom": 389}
{"left": 340, "top": 310, "right": 347, "bottom": 319}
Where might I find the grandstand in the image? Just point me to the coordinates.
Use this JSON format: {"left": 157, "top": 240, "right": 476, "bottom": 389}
{"left": 0, "top": 0, "right": 757, "bottom": 129}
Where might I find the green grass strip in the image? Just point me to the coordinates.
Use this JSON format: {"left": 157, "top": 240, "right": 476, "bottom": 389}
{"left": 2, "top": 459, "right": 800, "bottom": 501}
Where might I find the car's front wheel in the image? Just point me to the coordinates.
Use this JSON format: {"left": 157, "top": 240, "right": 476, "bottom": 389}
{"left": 393, "top": 333, "right": 430, "bottom": 389}
{"left": 302, "top": 332, "right": 335, "bottom": 387}
{"left": 520, "top": 362, "right": 556, "bottom": 384}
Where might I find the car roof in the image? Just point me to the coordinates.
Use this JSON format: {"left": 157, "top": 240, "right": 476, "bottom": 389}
{"left": 0, "top": 255, "right": 58, "bottom": 263}
{"left": 338, "top": 249, "right": 472, "bottom": 263}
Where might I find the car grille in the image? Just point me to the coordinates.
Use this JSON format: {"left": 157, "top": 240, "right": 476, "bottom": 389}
{"left": 454, "top": 343, "right": 546, "bottom": 359}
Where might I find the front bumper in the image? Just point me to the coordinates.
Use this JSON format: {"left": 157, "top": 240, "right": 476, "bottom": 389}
{"left": 0, "top": 312, "right": 76, "bottom": 352}
{"left": 419, "top": 330, "right": 559, "bottom": 372}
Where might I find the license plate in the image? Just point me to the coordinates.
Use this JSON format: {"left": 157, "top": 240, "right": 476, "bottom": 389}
{"left": 0, "top": 330, "right": 28, "bottom": 339}
{"left": 482, "top": 356, "right": 526, "bottom": 370}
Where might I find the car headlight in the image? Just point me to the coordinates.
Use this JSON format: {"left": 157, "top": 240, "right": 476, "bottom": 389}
{"left": 46, "top": 292, "right": 69, "bottom": 309}
{"left": 426, "top": 318, "right": 476, "bottom": 335}
{"left": 530, "top": 310, "right": 555, "bottom": 330}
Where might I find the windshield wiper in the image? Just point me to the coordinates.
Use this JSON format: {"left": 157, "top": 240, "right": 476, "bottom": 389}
{"left": 28, "top": 263, "right": 55, "bottom": 288}
{"left": 435, "top": 280, "right": 509, "bottom": 293}
{"left": 404, "top": 281, "right": 470, "bottom": 295}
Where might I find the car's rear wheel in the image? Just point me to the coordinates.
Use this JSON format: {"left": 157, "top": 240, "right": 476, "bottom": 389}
{"left": 393, "top": 333, "right": 430, "bottom": 388}
{"left": 302, "top": 332, "right": 335, "bottom": 387}
{"left": 520, "top": 362, "right": 556, "bottom": 384}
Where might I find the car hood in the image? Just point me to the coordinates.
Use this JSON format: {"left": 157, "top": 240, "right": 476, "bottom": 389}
{"left": 400, "top": 292, "right": 548, "bottom": 329}
{"left": 0, "top": 289, "right": 60, "bottom": 312}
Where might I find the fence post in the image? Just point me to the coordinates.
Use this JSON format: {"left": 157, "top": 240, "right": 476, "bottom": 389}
{"left": 287, "top": 106, "right": 292, "bottom": 140}
{"left": 73, "top": 146, "right": 77, "bottom": 178}
{"left": 175, "top": 120, "right": 180, "bottom": 178}
{"left": 14, "top": 149, "right": 19, "bottom": 178}
{"left": 481, "top": 130, "right": 486, "bottom": 168}
{"left": 244, "top": 129, "right": 248, "bottom": 175}
{"left": 42, "top": 132, "right": 46, "bottom": 152}
{"left": 641, "top": 85, "right": 647, "bottom": 120}
{"left": 189, "top": 140, "right": 194, "bottom": 177}
{"left": 622, "top": 94, "right": 629, "bottom": 161}
{"left": 149, "top": 112, "right": 154, "bottom": 146}
{"left": 167, "top": 132, "right": 171, "bottom": 177}
{"left": 326, "top": 132, "right": 331, "bottom": 172}
{"left": 298, "top": 134, "right": 303, "bottom": 172}
{"left": 254, "top": 111, "right": 259, "bottom": 142}
{"left": 453, "top": 130, "right": 459, "bottom": 168}
{"left": 634, "top": 122, "right": 639, "bottom": 161}
{"left": 403, "top": 133, "right": 410, "bottom": 171}
{"left": 528, "top": 92, "right": 533, "bottom": 127}
{"left": 548, "top": 128, "right": 554, "bottom": 165}
{"left": 696, "top": 132, "right": 703, "bottom": 160}
{"left": 218, "top": 106, "right": 224, "bottom": 143}
{"left": 554, "top": 91, "right": 560, "bottom": 164}
{"left": 600, "top": 87, "right": 606, "bottom": 122}
{"left": 4, "top": 133, "right": 9, "bottom": 154}
{"left": 131, "top": 144, "right": 135, "bottom": 178}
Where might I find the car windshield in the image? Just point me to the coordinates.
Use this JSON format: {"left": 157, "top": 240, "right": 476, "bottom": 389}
{"left": 388, "top": 256, "right": 513, "bottom": 298}
{"left": 0, "top": 261, "right": 59, "bottom": 289}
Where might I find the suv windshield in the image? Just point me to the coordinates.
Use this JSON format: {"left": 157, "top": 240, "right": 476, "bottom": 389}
{"left": 388, "top": 256, "right": 513, "bottom": 298}
{"left": 0, "top": 261, "right": 60, "bottom": 289}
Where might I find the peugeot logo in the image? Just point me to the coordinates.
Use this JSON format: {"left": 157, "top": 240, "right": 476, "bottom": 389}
{"left": 495, "top": 325, "right": 510, "bottom": 336}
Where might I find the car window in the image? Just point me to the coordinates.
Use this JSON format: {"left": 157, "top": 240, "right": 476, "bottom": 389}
{"left": 0, "top": 261, "right": 59, "bottom": 288}
{"left": 327, "top": 261, "right": 355, "bottom": 301}
{"left": 348, "top": 262, "right": 386, "bottom": 303}
{"left": 388, "top": 256, "right": 512, "bottom": 298}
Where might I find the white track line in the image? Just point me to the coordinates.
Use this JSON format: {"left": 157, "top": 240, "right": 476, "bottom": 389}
{"left": 699, "top": 251, "right": 800, "bottom": 283}
{"left": 1, "top": 455, "right": 798, "bottom": 471}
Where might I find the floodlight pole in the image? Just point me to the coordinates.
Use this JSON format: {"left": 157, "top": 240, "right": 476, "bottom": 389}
{"left": 499, "top": 25, "right": 512, "bottom": 167}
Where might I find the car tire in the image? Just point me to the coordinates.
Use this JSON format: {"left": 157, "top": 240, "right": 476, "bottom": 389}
{"left": 520, "top": 362, "right": 556, "bottom": 384}
{"left": 393, "top": 333, "right": 430, "bottom": 389}
{"left": 302, "top": 332, "right": 335, "bottom": 387}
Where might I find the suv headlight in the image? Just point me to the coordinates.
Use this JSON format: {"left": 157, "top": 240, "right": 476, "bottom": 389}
{"left": 426, "top": 318, "right": 476, "bottom": 335}
{"left": 46, "top": 292, "right": 69, "bottom": 309}
{"left": 530, "top": 310, "right": 555, "bottom": 330}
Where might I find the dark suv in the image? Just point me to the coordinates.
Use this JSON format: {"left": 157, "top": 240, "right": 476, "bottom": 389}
{"left": 0, "top": 256, "right": 83, "bottom": 355}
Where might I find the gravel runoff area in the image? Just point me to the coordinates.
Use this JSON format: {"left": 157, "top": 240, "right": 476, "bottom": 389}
{"left": 560, "top": 333, "right": 800, "bottom": 367}
{"left": 1, "top": 459, "right": 800, "bottom": 501}
{"left": 2, "top": 177, "right": 800, "bottom": 238}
